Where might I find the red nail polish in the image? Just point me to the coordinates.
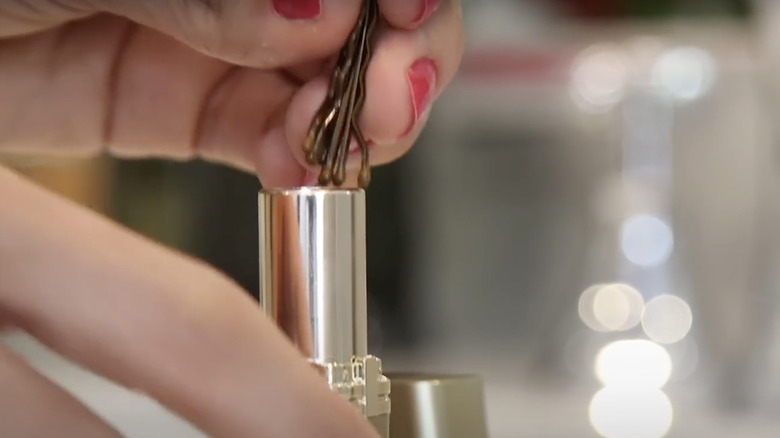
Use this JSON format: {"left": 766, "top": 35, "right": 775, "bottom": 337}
{"left": 413, "top": 0, "right": 442, "bottom": 25}
{"left": 406, "top": 58, "right": 438, "bottom": 135}
{"left": 272, "top": 0, "right": 321, "bottom": 20}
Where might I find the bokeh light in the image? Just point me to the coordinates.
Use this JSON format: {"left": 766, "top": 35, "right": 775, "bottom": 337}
{"left": 642, "top": 295, "right": 693, "bottom": 344}
{"left": 579, "top": 283, "right": 645, "bottom": 332}
{"left": 593, "top": 284, "right": 645, "bottom": 331}
{"left": 652, "top": 46, "right": 716, "bottom": 102}
{"left": 570, "top": 44, "right": 629, "bottom": 113}
{"left": 595, "top": 340, "right": 672, "bottom": 389}
{"left": 589, "top": 387, "right": 674, "bottom": 438}
{"left": 579, "top": 284, "right": 609, "bottom": 332}
{"left": 620, "top": 214, "right": 674, "bottom": 267}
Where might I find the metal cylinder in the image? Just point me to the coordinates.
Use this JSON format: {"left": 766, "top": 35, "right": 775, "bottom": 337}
{"left": 259, "top": 187, "right": 367, "bottom": 364}
{"left": 258, "top": 187, "right": 390, "bottom": 436}
{"left": 388, "top": 374, "right": 490, "bottom": 438}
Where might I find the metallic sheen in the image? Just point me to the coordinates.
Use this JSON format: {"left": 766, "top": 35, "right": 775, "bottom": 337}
{"left": 258, "top": 187, "right": 390, "bottom": 436}
{"left": 259, "top": 187, "right": 366, "bottom": 363}
{"left": 387, "top": 374, "right": 490, "bottom": 438}
{"left": 303, "top": 0, "right": 378, "bottom": 188}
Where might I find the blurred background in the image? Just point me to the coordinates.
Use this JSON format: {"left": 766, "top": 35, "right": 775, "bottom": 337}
{"left": 7, "top": 0, "right": 780, "bottom": 437}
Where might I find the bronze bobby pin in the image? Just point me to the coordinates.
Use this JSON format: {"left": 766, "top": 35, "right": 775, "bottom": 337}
{"left": 302, "top": 0, "right": 378, "bottom": 189}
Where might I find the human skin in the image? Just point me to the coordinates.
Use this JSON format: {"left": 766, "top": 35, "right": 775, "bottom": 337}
{"left": 0, "top": 1, "right": 464, "bottom": 437}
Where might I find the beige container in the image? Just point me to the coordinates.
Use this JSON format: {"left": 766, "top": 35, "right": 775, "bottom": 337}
{"left": 388, "top": 373, "right": 489, "bottom": 438}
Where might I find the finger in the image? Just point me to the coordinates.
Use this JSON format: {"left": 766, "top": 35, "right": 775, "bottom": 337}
{"left": 63, "top": 0, "right": 365, "bottom": 68}
{"left": 285, "top": 0, "right": 463, "bottom": 171}
{"left": 0, "top": 345, "right": 123, "bottom": 438}
{"left": 192, "top": 67, "right": 306, "bottom": 187}
{"left": 0, "top": 166, "right": 379, "bottom": 438}
{"left": 254, "top": 119, "right": 309, "bottom": 188}
{"left": 0, "top": 18, "right": 307, "bottom": 187}
{"left": 0, "top": 1, "right": 91, "bottom": 37}
{"left": 362, "top": 0, "right": 464, "bottom": 148}
{"left": 378, "top": 0, "right": 443, "bottom": 29}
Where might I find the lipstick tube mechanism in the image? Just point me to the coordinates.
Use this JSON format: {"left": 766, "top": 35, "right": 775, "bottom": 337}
{"left": 259, "top": 187, "right": 489, "bottom": 438}
{"left": 258, "top": 188, "right": 390, "bottom": 436}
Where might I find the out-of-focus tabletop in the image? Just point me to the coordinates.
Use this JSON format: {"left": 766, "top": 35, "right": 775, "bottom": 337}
{"left": 7, "top": 331, "right": 780, "bottom": 438}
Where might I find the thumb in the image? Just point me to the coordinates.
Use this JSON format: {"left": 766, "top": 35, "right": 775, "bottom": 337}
{"left": 22, "top": 0, "right": 365, "bottom": 68}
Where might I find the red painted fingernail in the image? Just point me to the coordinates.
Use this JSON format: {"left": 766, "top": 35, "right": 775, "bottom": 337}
{"left": 413, "top": 0, "right": 442, "bottom": 25}
{"left": 272, "top": 0, "right": 321, "bottom": 20}
{"left": 406, "top": 58, "right": 438, "bottom": 136}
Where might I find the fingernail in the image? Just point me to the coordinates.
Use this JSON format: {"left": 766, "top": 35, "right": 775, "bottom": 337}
{"left": 413, "top": 0, "right": 442, "bottom": 25}
{"left": 406, "top": 58, "right": 438, "bottom": 136}
{"left": 273, "top": 0, "right": 321, "bottom": 20}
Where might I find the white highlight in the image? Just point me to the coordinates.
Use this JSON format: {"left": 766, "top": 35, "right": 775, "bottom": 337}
{"left": 595, "top": 340, "right": 672, "bottom": 389}
{"left": 570, "top": 45, "right": 629, "bottom": 113}
{"left": 642, "top": 295, "right": 693, "bottom": 344}
{"left": 589, "top": 387, "right": 674, "bottom": 438}
{"left": 652, "top": 47, "right": 716, "bottom": 102}
{"left": 620, "top": 214, "right": 674, "bottom": 267}
{"left": 579, "top": 284, "right": 644, "bottom": 332}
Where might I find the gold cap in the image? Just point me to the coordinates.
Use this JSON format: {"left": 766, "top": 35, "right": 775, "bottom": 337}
{"left": 387, "top": 373, "right": 489, "bottom": 438}
{"left": 258, "top": 188, "right": 390, "bottom": 436}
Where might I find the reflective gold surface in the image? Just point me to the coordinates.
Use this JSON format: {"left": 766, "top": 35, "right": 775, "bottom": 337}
{"left": 387, "top": 373, "right": 489, "bottom": 438}
{"left": 259, "top": 187, "right": 368, "bottom": 363}
{"left": 258, "top": 188, "right": 390, "bottom": 436}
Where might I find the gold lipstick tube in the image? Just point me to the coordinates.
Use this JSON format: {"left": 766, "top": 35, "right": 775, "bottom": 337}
{"left": 258, "top": 187, "right": 390, "bottom": 436}
{"left": 258, "top": 187, "right": 489, "bottom": 438}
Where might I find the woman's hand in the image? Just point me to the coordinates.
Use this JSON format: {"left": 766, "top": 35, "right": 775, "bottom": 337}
{"left": 0, "top": 0, "right": 463, "bottom": 186}
{"left": 0, "top": 1, "right": 464, "bottom": 437}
